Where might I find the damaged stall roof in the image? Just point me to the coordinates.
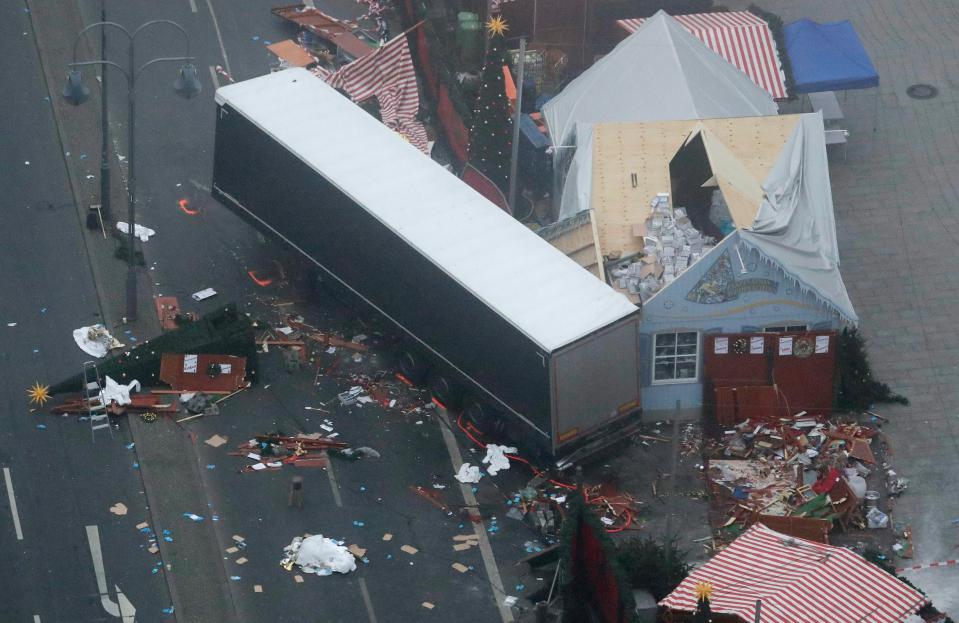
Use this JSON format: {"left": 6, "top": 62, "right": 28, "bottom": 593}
{"left": 214, "top": 69, "right": 637, "bottom": 352}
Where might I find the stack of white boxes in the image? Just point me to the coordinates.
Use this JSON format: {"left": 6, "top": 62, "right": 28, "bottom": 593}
{"left": 610, "top": 192, "right": 713, "bottom": 302}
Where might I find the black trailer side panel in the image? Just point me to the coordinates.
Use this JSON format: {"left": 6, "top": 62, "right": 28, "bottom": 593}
{"left": 212, "top": 104, "right": 552, "bottom": 439}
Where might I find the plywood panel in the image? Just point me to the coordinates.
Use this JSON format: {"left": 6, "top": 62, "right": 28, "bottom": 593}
{"left": 591, "top": 115, "right": 801, "bottom": 261}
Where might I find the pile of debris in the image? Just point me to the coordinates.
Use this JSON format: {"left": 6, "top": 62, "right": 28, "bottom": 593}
{"left": 609, "top": 193, "right": 714, "bottom": 302}
{"left": 705, "top": 412, "right": 907, "bottom": 543}
{"left": 230, "top": 433, "right": 348, "bottom": 472}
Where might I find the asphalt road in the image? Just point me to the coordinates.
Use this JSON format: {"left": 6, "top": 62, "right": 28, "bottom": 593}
{"left": 18, "top": 1, "right": 514, "bottom": 622}
{"left": 0, "top": 2, "right": 172, "bottom": 621}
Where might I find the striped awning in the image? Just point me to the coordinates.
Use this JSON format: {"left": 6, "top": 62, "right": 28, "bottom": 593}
{"left": 660, "top": 524, "right": 927, "bottom": 623}
{"left": 618, "top": 11, "right": 787, "bottom": 99}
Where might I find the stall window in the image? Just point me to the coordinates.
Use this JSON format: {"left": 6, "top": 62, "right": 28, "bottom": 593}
{"left": 765, "top": 324, "right": 807, "bottom": 333}
{"left": 653, "top": 331, "right": 699, "bottom": 383}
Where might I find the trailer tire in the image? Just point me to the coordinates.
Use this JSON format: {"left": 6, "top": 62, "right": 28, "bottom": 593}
{"left": 397, "top": 349, "right": 429, "bottom": 385}
{"left": 428, "top": 372, "right": 463, "bottom": 410}
{"left": 464, "top": 398, "right": 495, "bottom": 433}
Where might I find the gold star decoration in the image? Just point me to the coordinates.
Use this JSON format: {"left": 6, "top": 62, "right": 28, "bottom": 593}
{"left": 694, "top": 581, "right": 713, "bottom": 601}
{"left": 486, "top": 14, "right": 509, "bottom": 37}
{"left": 27, "top": 382, "right": 51, "bottom": 406}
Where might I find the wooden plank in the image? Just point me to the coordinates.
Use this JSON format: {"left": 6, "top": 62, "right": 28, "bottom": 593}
{"left": 590, "top": 115, "right": 802, "bottom": 262}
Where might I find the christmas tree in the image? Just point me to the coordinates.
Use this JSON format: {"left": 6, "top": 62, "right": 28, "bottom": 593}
{"left": 467, "top": 15, "right": 513, "bottom": 192}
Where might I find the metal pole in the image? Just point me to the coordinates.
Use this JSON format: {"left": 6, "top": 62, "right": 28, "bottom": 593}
{"left": 125, "top": 40, "right": 137, "bottom": 322}
{"left": 754, "top": 599, "right": 762, "bottom": 622}
{"left": 507, "top": 37, "right": 525, "bottom": 215}
{"left": 99, "top": 0, "right": 110, "bottom": 221}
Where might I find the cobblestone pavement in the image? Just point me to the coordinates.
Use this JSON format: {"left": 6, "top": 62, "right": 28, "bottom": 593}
{"left": 724, "top": 0, "right": 959, "bottom": 611}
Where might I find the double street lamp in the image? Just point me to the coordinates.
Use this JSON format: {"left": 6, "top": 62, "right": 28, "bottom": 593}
{"left": 64, "top": 19, "right": 202, "bottom": 322}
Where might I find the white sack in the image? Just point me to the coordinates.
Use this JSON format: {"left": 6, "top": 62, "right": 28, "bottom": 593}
{"left": 284, "top": 535, "right": 356, "bottom": 575}
{"left": 455, "top": 463, "right": 482, "bottom": 484}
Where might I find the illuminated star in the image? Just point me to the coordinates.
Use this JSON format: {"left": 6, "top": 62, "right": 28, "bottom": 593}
{"left": 694, "top": 581, "right": 713, "bottom": 601}
{"left": 27, "top": 382, "right": 51, "bottom": 406}
{"left": 486, "top": 15, "right": 509, "bottom": 37}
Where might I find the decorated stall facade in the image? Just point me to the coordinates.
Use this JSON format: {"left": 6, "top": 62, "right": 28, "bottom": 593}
{"left": 544, "top": 112, "right": 857, "bottom": 420}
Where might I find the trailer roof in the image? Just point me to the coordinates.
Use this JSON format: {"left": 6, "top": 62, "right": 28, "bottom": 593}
{"left": 215, "top": 69, "right": 637, "bottom": 352}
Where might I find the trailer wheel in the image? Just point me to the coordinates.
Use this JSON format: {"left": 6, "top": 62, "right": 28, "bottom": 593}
{"left": 397, "top": 349, "right": 429, "bottom": 385}
{"left": 464, "top": 398, "right": 494, "bottom": 432}
{"left": 465, "top": 399, "right": 509, "bottom": 438}
{"left": 428, "top": 372, "right": 463, "bottom": 410}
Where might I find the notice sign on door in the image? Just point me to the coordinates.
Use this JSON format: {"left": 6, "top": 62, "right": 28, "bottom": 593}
{"left": 815, "top": 335, "right": 830, "bottom": 354}
{"left": 714, "top": 337, "right": 729, "bottom": 354}
{"left": 779, "top": 336, "right": 793, "bottom": 356}
{"left": 750, "top": 336, "right": 764, "bottom": 354}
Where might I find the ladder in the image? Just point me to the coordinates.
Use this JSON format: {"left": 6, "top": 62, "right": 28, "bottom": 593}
{"left": 83, "top": 361, "right": 113, "bottom": 442}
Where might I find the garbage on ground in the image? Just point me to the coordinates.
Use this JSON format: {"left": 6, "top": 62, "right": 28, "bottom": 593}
{"left": 339, "top": 446, "right": 380, "bottom": 459}
{"left": 191, "top": 288, "right": 217, "bottom": 301}
{"left": 73, "top": 324, "right": 124, "bottom": 358}
{"left": 232, "top": 433, "right": 348, "bottom": 472}
{"left": 109, "top": 502, "right": 128, "bottom": 516}
{"left": 703, "top": 413, "right": 902, "bottom": 539}
{"left": 482, "top": 444, "right": 517, "bottom": 476}
{"left": 281, "top": 535, "right": 356, "bottom": 575}
{"left": 455, "top": 463, "right": 482, "bottom": 484}
{"left": 116, "top": 221, "right": 156, "bottom": 242}
{"left": 867, "top": 507, "right": 889, "bottom": 529}
{"left": 100, "top": 376, "right": 142, "bottom": 406}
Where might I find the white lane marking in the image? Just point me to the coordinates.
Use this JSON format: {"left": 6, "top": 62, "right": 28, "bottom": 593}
{"left": 86, "top": 525, "right": 138, "bottom": 621}
{"left": 436, "top": 412, "right": 514, "bottom": 623}
{"left": 3, "top": 467, "right": 24, "bottom": 540}
{"left": 205, "top": 0, "right": 232, "bottom": 77}
{"left": 208, "top": 65, "right": 221, "bottom": 90}
{"left": 34, "top": 616, "right": 41, "bottom": 622}
{"left": 188, "top": 0, "right": 198, "bottom": 12}
{"left": 116, "top": 585, "right": 136, "bottom": 622}
{"left": 325, "top": 460, "right": 343, "bottom": 508}
{"left": 358, "top": 577, "right": 379, "bottom": 623}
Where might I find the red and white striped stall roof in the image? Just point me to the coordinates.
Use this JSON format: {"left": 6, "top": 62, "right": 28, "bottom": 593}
{"left": 660, "top": 524, "right": 927, "bottom": 623}
{"left": 618, "top": 12, "right": 787, "bottom": 99}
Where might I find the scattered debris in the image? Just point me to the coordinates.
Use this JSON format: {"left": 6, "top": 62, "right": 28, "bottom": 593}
{"left": 455, "top": 463, "right": 482, "bottom": 484}
{"left": 400, "top": 544, "right": 418, "bottom": 555}
{"left": 281, "top": 535, "right": 356, "bottom": 576}
{"left": 73, "top": 325, "right": 124, "bottom": 358}
{"left": 191, "top": 288, "right": 217, "bottom": 302}
{"left": 205, "top": 434, "right": 229, "bottom": 448}
{"left": 482, "top": 444, "right": 516, "bottom": 476}
{"left": 116, "top": 221, "right": 156, "bottom": 242}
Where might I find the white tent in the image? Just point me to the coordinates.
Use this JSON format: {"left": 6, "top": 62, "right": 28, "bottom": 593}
{"left": 545, "top": 10, "right": 779, "bottom": 220}
{"left": 542, "top": 10, "right": 778, "bottom": 149}
{"left": 741, "top": 113, "right": 857, "bottom": 324}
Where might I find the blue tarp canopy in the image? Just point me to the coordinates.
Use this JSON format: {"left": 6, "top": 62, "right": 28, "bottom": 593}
{"left": 784, "top": 19, "right": 879, "bottom": 93}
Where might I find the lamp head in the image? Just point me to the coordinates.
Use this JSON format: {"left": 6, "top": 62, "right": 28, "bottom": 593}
{"left": 174, "top": 63, "right": 202, "bottom": 99}
{"left": 62, "top": 69, "right": 90, "bottom": 105}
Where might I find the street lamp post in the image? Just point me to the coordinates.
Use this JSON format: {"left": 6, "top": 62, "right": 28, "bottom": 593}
{"left": 63, "top": 19, "right": 201, "bottom": 322}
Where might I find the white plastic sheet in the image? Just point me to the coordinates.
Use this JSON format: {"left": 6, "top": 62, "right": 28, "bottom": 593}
{"left": 283, "top": 535, "right": 356, "bottom": 575}
{"left": 455, "top": 463, "right": 482, "bottom": 484}
{"left": 72, "top": 324, "right": 124, "bottom": 358}
{"left": 116, "top": 221, "right": 156, "bottom": 242}
{"left": 100, "top": 376, "right": 141, "bottom": 406}
{"left": 482, "top": 444, "right": 517, "bottom": 476}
